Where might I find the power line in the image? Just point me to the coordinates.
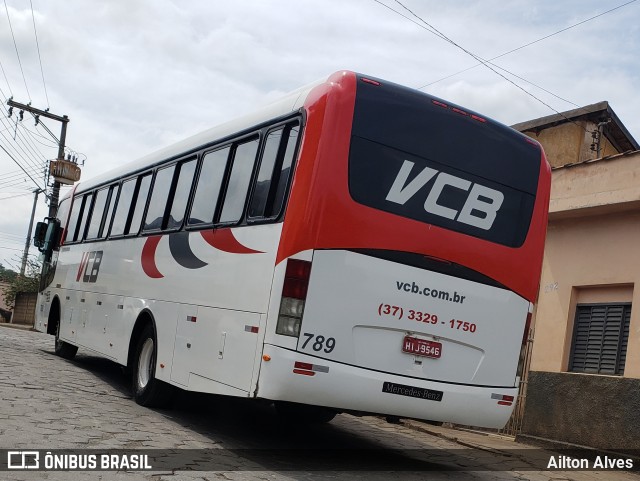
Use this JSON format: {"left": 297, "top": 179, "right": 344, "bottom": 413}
{"left": 0, "top": 193, "right": 33, "bottom": 201}
{"left": 0, "top": 245, "right": 25, "bottom": 252}
{"left": 0, "top": 173, "right": 43, "bottom": 187}
{"left": 420, "top": 0, "right": 639, "bottom": 90}
{"left": 0, "top": 141, "right": 44, "bottom": 190}
{"left": 0, "top": 117, "right": 46, "bottom": 175}
{"left": 0, "top": 165, "right": 43, "bottom": 180}
{"left": 378, "top": 0, "right": 593, "bottom": 134}
{"left": 0, "top": 229, "right": 26, "bottom": 239}
{"left": 0, "top": 88, "right": 59, "bottom": 177}
{"left": 0, "top": 56, "right": 12, "bottom": 97}
{"left": 3, "top": 0, "right": 31, "bottom": 102}
{"left": 29, "top": 0, "right": 49, "bottom": 108}
{"left": 0, "top": 102, "right": 51, "bottom": 174}
{"left": 19, "top": 123, "right": 58, "bottom": 147}
{"left": 0, "top": 172, "right": 44, "bottom": 187}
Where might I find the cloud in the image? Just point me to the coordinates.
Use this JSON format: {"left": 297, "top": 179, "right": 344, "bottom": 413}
{"left": 0, "top": 0, "right": 639, "bottom": 264}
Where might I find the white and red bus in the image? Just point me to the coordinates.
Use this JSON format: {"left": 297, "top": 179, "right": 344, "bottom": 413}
{"left": 34, "top": 71, "right": 550, "bottom": 427}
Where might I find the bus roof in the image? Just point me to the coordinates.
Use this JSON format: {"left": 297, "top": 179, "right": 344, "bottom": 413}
{"left": 67, "top": 73, "right": 332, "bottom": 198}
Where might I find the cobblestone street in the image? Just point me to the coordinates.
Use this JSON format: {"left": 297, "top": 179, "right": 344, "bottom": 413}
{"left": 0, "top": 325, "right": 637, "bottom": 481}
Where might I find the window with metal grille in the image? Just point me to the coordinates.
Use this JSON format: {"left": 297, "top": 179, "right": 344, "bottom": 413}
{"left": 569, "top": 303, "right": 631, "bottom": 375}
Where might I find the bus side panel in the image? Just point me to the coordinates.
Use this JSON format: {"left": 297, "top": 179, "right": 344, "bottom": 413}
{"left": 171, "top": 305, "right": 261, "bottom": 394}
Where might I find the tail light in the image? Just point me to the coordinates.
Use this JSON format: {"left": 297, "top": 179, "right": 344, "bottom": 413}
{"left": 492, "top": 393, "right": 514, "bottom": 406}
{"left": 276, "top": 259, "right": 311, "bottom": 337}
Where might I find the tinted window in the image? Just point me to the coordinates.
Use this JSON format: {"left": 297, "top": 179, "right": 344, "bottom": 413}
{"left": 144, "top": 166, "right": 175, "bottom": 231}
{"left": 167, "top": 159, "right": 196, "bottom": 230}
{"left": 101, "top": 185, "right": 119, "bottom": 237}
{"left": 65, "top": 196, "right": 83, "bottom": 243}
{"left": 56, "top": 198, "right": 70, "bottom": 224}
{"left": 189, "top": 147, "right": 230, "bottom": 225}
{"left": 349, "top": 78, "right": 541, "bottom": 247}
{"left": 75, "top": 193, "right": 94, "bottom": 241}
{"left": 248, "top": 123, "right": 299, "bottom": 219}
{"left": 249, "top": 129, "right": 282, "bottom": 218}
{"left": 129, "top": 174, "right": 152, "bottom": 234}
{"left": 110, "top": 179, "right": 136, "bottom": 236}
{"left": 349, "top": 137, "right": 535, "bottom": 247}
{"left": 57, "top": 198, "right": 71, "bottom": 244}
{"left": 86, "top": 187, "right": 110, "bottom": 239}
{"left": 272, "top": 124, "right": 299, "bottom": 216}
{"left": 219, "top": 138, "right": 259, "bottom": 223}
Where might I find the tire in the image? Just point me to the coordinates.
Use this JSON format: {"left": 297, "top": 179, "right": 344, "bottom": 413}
{"left": 275, "top": 401, "right": 337, "bottom": 424}
{"left": 131, "top": 324, "right": 174, "bottom": 408}
{"left": 53, "top": 310, "right": 78, "bottom": 360}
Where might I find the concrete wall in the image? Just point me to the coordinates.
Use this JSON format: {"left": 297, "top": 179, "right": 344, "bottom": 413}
{"left": 522, "top": 372, "right": 640, "bottom": 449}
{"left": 11, "top": 292, "right": 36, "bottom": 325}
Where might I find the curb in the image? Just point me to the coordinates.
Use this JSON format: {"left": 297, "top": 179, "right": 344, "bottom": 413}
{"left": 0, "top": 322, "right": 36, "bottom": 331}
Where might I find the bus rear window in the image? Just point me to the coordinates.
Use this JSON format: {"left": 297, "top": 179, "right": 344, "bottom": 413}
{"left": 349, "top": 78, "right": 541, "bottom": 248}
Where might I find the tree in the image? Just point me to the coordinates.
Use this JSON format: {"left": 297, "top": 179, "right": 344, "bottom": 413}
{"left": 1, "top": 260, "right": 40, "bottom": 310}
{"left": 0, "top": 263, "right": 18, "bottom": 282}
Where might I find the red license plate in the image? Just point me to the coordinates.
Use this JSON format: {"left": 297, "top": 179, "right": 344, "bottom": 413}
{"left": 402, "top": 336, "right": 442, "bottom": 359}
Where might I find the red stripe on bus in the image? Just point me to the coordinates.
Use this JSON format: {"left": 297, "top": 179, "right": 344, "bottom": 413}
{"left": 141, "top": 236, "right": 164, "bottom": 279}
{"left": 200, "top": 228, "right": 263, "bottom": 254}
{"left": 76, "top": 252, "right": 89, "bottom": 281}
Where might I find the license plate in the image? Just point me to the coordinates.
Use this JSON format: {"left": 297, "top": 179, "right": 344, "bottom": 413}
{"left": 402, "top": 336, "right": 442, "bottom": 358}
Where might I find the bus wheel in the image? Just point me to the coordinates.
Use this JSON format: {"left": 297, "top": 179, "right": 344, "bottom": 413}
{"left": 132, "top": 325, "right": 174, "bottom": 408}
{"left": 275, "top": 401, "right": 337, "bottom": 424}
{"left": 53, "top": 314, "right": 77, "bottom": 360}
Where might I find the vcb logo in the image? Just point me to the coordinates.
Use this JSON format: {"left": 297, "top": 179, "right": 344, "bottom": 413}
{"left": 76, "top": 250, "right": 103, "bottom": 283}
{"left": 7, "top": 451, "right": 39, "bottom": 469}
{"left": 386, "top": 160, "right": 504, "bottom": 231}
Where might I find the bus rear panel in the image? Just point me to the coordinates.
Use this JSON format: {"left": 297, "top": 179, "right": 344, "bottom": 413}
{"left": 258, "top": 73, "right": 549, "bottom": 428}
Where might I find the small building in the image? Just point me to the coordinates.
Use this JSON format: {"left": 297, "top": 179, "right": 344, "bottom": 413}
{"left": 512, "top": 102, "right": 640, "bottom": 450}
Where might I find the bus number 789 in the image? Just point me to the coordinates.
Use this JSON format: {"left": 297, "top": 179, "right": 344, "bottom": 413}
{"left": 301, "top": 333, "right": 336, "bottom": 353}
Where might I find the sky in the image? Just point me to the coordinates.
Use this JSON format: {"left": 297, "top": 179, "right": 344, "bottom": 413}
{"left": 0, "top": 0, "right": 638, "bottom": 271}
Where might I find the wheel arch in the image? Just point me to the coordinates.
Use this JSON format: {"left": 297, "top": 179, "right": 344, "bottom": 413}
{"left": 46, "top": 295, "right": 61, "bottom": 335}
{"left": 127, "top": 308, "right": 157, "bottom": 370}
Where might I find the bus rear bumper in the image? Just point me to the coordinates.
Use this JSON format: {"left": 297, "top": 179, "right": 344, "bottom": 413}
{"left": 257, "top": 344, "right": 517, "bottom": 429}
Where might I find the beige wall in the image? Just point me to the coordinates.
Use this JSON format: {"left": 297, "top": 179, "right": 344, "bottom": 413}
{"left": 523, "top": 120, "right": 620, "bottom": 168}
{"left": 530, "top": 152, "right": 640, "bottom": 379}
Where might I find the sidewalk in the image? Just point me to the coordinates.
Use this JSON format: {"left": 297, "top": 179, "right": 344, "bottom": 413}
{"left": 402, "top": 420, "right": 640, "bottom": 479}
{"left": 0, "top": 321, "right": 35, "bottom": 331}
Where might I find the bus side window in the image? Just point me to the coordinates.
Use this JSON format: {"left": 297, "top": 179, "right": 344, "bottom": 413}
{"left": 249, "top": 122, "right": 300, "bottom": 220}
{"left": 272, "top": 124, "right": 300, "bottom": 215}
{"left": 189, "top": 147, "right": 230, "bottom": 225}
{"left": 219, "top": 138, "right": 259, "bottom": 224}
{"left": 65, "top": 195, "right": 84, "bottom": 243}
{"left": 75, "top": 192, "right": 94, "bottom": 242}
{"left": 144, "top": 165, "right": 176, "bottom": 231}
{"left": 249, "top": 128, "right": 283, "bottom": 219}
{"left": 128, "top": 174, "right": 152, "bottom": 235}
{"left": 110, "top": 179, "right": 136, "bottom": 236}
{"left": 167, "top": 159, "right": 197, "bottom": 230}
{"left": 56, "top": 198, "right": 70, "bottom": 245}
{"left": 100, "top": 184, "right": 119, "bottom": 238}
{"left": 85, "top": 187, "right": 110, "bottom": 240}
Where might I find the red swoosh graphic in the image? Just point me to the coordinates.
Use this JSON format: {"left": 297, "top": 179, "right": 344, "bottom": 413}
{"left": 141, "top": 235, "right": 164, "bottom": 278}
{"left": 201, "top": 228, "right": 264, "bottom": 254}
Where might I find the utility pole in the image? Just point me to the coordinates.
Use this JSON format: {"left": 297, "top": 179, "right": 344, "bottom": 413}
{"left": 20, "top": 188, "right": 42, "bottom": 276}
{"left": 7, "top": 99, "right": 75, "bottom": 217}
